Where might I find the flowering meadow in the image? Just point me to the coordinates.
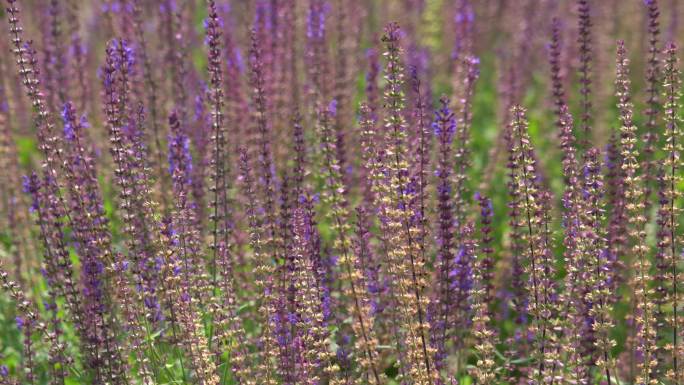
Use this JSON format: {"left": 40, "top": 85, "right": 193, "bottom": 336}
{"left": 2, "top": 0, "right": 684, "bottom": 384}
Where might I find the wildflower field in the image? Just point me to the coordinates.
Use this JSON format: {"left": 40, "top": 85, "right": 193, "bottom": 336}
{"left": 1, "top": 0, "right": 684, "bottom": 384}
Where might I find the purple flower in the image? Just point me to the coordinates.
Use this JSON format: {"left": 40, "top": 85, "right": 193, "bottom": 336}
{"left": 328, "top": 98, "right": 338, "bottom": 116}
{"left": 167, "top": 111, "right": 193, "bottom": 182}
